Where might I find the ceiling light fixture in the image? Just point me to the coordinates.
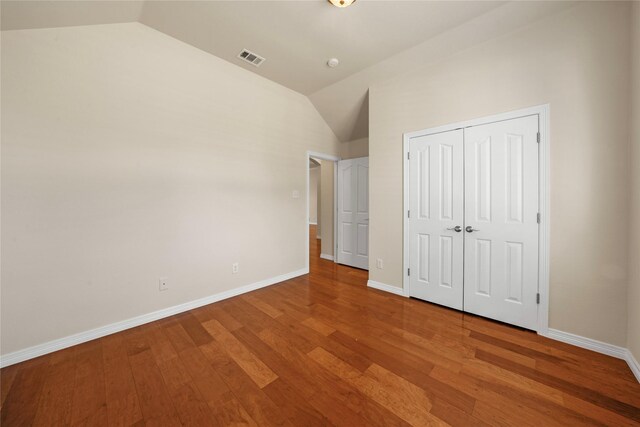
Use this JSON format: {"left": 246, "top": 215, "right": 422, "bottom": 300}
{"left": 328, "top": 0, "right": 356, "bottom": 8}
{"left": 327, "top": 58, "right": 340, "bottom": 68}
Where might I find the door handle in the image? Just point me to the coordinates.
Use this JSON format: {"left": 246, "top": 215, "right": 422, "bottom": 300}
{"left": 447, "top": 226, "right": 462, "bottom": 232}
{"left": 465, "top": 226, "right": 479, "bottom": 233}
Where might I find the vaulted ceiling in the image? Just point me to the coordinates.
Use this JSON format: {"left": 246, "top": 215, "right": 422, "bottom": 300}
{"left": 1, "top": 1, "right": 576, "bottom": 142}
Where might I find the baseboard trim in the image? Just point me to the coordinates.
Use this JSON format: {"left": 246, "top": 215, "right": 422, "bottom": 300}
{"left": 546, "top": 329, "right": 627, "bottom": 359}
{"left": 625, "top": 350, "right": 640, "bottom": 383}
{"left": 320, "top": 253, "right": 334, "bottom": 261}
{"left": 308, "top": 221, "right": 317, "bottom": 225}
{"left": 367, "top": 280, "right": 408, "bottom": 297}
{"left": 546, "top": 328, "right": 639, "bottom": 383}
{"left": 0, "top": 268, "right": 308, "bottom": 368}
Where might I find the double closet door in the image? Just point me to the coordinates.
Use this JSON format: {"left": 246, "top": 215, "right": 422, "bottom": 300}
{"left": 408, "top": 115, "right": 539, "bottom": 330}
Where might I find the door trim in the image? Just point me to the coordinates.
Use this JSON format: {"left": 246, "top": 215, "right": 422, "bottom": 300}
{"left": 402, "top": 104, "right": 550, "bottom": 334}
{"left": 306, "top": 151, "right": 340, "bottom": 273}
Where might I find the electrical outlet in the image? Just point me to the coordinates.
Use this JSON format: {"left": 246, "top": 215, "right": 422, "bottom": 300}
{"left": 376, "top": 258, "right": 384, "bottom": 269}
{"left": 159, "top": 277, "right": 169, "bottom": 291}
{"left": 232, "top": 262, "right": 239, "bottom": 274}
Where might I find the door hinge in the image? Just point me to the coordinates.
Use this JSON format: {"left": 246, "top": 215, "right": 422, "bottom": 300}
{"left": 537, "top": 132, "right": 541, "bottom": 143}
{"left": 408, "top": 268, "right": 410, "bottom": 276}
{"left": 408, "top": 210, "right": 410, "bottom": 218}
{"left": 407, "top": 152, "right": 410, "bottom": 160}
{"left": 537, "top": 213, "right": 541, "bottom": 224}
{"left": 536, "top": 293, "right": 540, "bottom": 304}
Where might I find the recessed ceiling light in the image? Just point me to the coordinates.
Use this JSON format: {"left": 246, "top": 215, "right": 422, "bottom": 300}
{"left": 328, "top": 0, "right": 356, "bottom": 8}
{"left": 327, "top": 58, "right": 340, "bottom": 68}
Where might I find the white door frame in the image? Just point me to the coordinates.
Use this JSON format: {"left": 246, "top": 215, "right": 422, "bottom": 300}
{"left": 306, "top": 151, "right": 340, "bottom": 272}
{"left": 402, "top": 104, "right": 550, "bottom": 335}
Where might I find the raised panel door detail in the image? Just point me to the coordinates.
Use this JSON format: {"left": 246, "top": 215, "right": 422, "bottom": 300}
{"left": 341, "top": 223, "right": 353, "bottom": 254}
{"left": 419, "top": 147, "right": 430, "bottom": 219}
{"left": 505, "top": 242, "right": 523, "bottom": 303}
{"left": 418, "top": 234, "right": 430, "bottom": 283}
{"left": 476, "top": 137, "right": 491, "bottom": 222}
{"left": 506, "top": 133, "right": 524, "bottom": 223}
{"left": 475, "top": 239, "right": 492, "bottom": 296}
{"left": 357, "top": 224, "right": 368, "bottom": 256}
{"left": 357, "top": 165, "right": 368, "bottom": 214}
{"left": 439, "top": 236, "right": 453, "bottom": 288}
{"left": 341, "top": 166, "right": 352, "bottom": 213}
{"left": 440, "top": 144, "right": 453, "bottom": 220}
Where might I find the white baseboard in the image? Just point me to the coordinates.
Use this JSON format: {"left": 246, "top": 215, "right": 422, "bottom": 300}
{"left": 308, "top": 221, "right": 317, "bottom": 225}
{"left": 546, "top": 328, "right": 639, "bottom": 383}
{"left": 367, "top": 280, "right": 408, "bottom": 297}
{"left": 0, "top": 268, "right": 308, "bottom": 368}
{"left": 545, "top": 329, "right": 628, "bottom": 359}
{"left": 320, "top": 253, "right": 334, "bottom": 261}
{"left": 625, "top": 349, "right": 640, "bottom": 383}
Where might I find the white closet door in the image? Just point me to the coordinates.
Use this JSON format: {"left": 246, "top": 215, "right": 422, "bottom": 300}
{"left": 337, "top": 157, "right": 369, "bottom": 270}
{"left": 409, "top": 130, "right": 464, "bottom": 310}
{"left": 463, "top": 115, "right": 539, "bottom": 330}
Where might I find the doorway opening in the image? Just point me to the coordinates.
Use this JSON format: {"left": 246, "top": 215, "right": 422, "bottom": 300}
{"left": 306, "top": 152, "right": 339, "bottom": 273}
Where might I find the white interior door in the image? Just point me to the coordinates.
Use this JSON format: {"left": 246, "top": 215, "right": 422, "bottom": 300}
{"left": 337, "top": 157, "right": 369, "bottom": 270}
{"left": 408, "top": 130, "right": 464, "bottom": 310}
{"left": 463, "top": 115, "right": 539, "bottom": 330}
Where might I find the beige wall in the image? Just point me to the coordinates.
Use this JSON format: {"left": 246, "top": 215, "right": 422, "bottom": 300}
{"left": 369, "top": 2, "right": 632, "bottom": 346}
{"left": 316, "top": 162, "right": 322, "bottom": 239}
{"left": 309, "top": 166, "right": 319, "bottom": 224}
{"left": 309, "top": 2, "right": 574, "bottom": 144}
{"left": 0, "top": 22, "right": 339, "bottom": 356}
{"left": 341, "top": 137, "right": 369, "bottom": 160}
{"left": 628, "top": 1, "right": 640, "bottom": 361}
{"left": 320, "top": 161, "right": 335, "bottom": 257}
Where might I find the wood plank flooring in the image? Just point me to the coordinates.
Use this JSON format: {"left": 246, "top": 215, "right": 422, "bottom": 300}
{"left": 2, "top": 225, "right": 639, "bottom": 426}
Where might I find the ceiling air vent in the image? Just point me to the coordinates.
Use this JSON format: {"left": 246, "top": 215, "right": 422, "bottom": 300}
{"left": 238, "top": 49, "right": 265, "bottom": 67}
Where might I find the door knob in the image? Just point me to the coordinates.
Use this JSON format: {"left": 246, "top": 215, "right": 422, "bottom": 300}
{"left": 465, "top": 226, "right": 479, "bottom": 233}
{"left": 447, "top": 226, "right": 462, "bottom": 232}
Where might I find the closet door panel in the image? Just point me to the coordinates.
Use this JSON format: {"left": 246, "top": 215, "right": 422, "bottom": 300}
{"left": 463, "top": 115, "right": 539, "bottom": 330}
{"left": 408, "top": 130, "right": 464, "bottom": 310}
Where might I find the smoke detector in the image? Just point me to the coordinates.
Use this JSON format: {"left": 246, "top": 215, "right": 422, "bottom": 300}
{"left": 238, "top": 49, "right": 265, "bottom": 67}
{"left": 327, "top": 58, "right": 340, "bottom": 68}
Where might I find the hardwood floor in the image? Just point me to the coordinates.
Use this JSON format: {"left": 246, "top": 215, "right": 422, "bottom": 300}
{"left": 2, "top": 225, "right": 639, "bottom": 426}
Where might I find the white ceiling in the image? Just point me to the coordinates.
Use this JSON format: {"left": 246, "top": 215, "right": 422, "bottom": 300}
{"left": 1, "top": 1, "right": 575, "bottom": 141}
{"left": 1, "top": 1, "right": 503, "bottom": 95}
{"left": 310, "top": 0, "right": 577, "bottom": 141}
{"left": 137, "top": 1, "right": 505, "bottom": 95}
